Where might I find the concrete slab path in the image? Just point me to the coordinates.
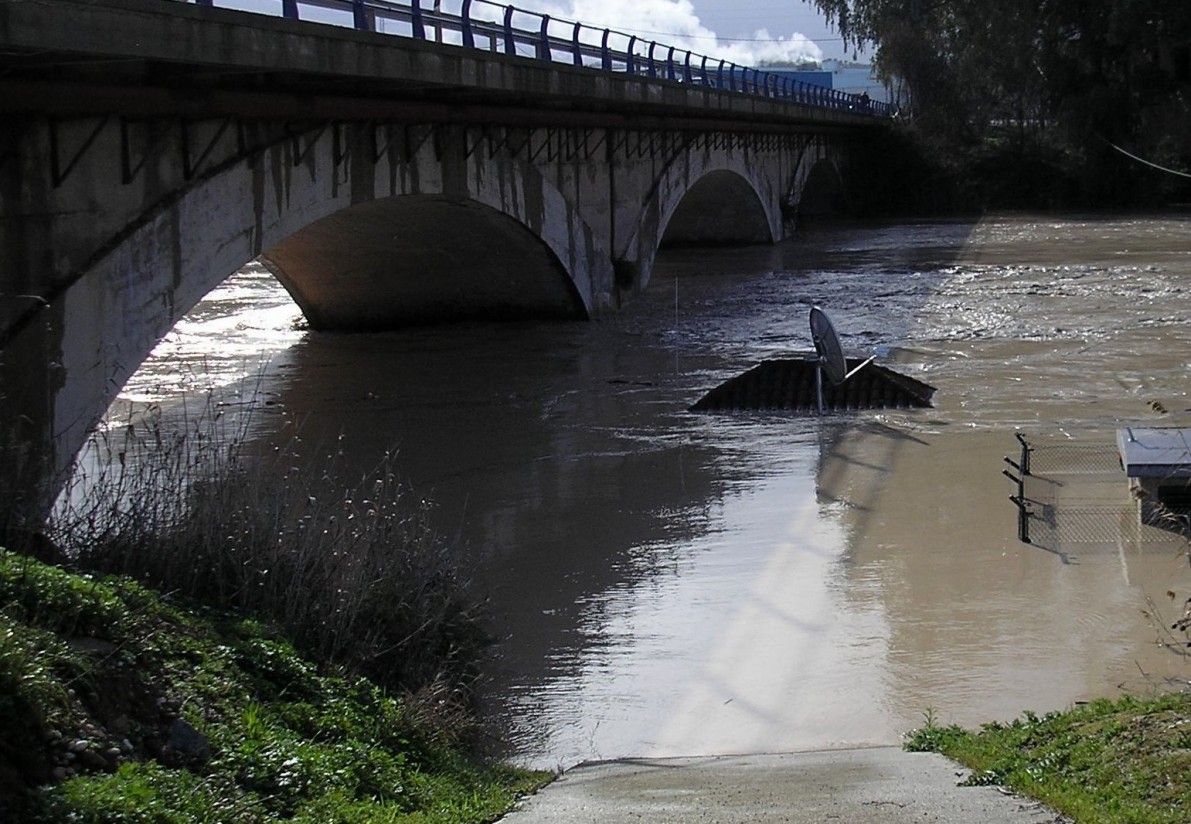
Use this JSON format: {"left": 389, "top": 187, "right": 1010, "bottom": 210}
{"left": 498, "top": 747, "right": 1070, "bottom": 823}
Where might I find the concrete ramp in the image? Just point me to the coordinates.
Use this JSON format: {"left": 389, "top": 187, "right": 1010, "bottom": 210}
{"left": 690, "top": 357, "right": 936, "bottom": 413}
{"left": 497, "top": 748, "right": 1063, "bottom": 823}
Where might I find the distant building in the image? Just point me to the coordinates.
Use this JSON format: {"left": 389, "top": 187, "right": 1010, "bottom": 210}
{"left": 823, "top": 60, "right": 892, "bottom": 104}
{"left": 761, "top": 61, "right": 893, "bottom": 106}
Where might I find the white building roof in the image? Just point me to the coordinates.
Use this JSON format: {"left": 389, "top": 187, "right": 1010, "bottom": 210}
{"left": 1116, "top": 427, "right": 1191, "bottom": 478}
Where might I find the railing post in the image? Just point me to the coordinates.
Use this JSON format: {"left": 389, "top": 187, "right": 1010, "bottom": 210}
{"left": 537, "top": 14, "right": 550, "bottom": 62}
{"left": 461, "top": 0, "right": 474, "bottom": 48}
{"left": 352, "top": 0, "right": 371, "bottom": 31}
{"left": 503, "top": 6, "right": 516, "bottom": 56}
{"left": 411, "top": 0, "right": 425, "bottom": 40}
{"left": 177, "top": 0, "right": 892, "bottom": 119}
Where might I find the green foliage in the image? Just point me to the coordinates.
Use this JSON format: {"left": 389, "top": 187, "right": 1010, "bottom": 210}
{"left": 37, "top": 762, "right": 266, "bottom": 824}
{"left": 906, "top": 696, "right": 1191, "bottom": 824}
{"left": 0, "top": 549, "right": 550, "bottom": 822}
{"left": 811, "top": 0, "right": 1191, "bottom": 208}
{"left": 0, "top": 617, "right": 72, "bottom": 738}
{"left": 0, "top": 551, "right": 128, "bottom": 638}
{"left": 903, "top": 708, "right": 968, "bottom": 753}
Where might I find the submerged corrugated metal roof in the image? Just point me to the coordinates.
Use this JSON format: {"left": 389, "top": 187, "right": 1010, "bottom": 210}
{"left": 690, "top": 357, "right": 935, "bottom": 413}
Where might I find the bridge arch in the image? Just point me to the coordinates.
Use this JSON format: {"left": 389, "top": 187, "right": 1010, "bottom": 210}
{"left": 659, "top": 170, "right": 773, "bottom": 248}
{"left": 262, "top": 195, "right": 588, "bottom": 331}
{"left": 793, "top": 155, "right": 848, "bottom": 220}
{"left": 36, "top": 124, "right": 613, "bottom": 496}
{"left": 619, "top": 149, "right": 785, "bottom": 293}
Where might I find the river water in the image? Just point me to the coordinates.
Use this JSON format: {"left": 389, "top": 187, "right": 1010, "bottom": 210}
{"left": 118, "top": 214, "right": 1191, "bottom": 769}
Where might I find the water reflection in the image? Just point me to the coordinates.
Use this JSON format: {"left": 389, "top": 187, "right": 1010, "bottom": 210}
{"left": 116, "top": 215, "right": 1191, "bottom": 770}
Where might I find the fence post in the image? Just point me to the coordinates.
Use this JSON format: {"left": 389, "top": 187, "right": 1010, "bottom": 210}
{"left": 1004, "top": 433, "right": 1033, "bottom": 543}
{"left": 601, "top": 29, "right": 611, "bottom": 72}
{"left": 571, "top": 21, "right": 582, "bottom": 66}
{"left": 282, "top": 0, "right": 299, "bottom": 20}
{"left": 625, "top": 35, "right": 637, "bottom": 74}
{"left": 647, "top": 42, "right": 657, "bottom": 78}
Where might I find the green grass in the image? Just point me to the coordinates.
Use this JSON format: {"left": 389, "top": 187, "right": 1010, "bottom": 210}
{"left": 905, "top": 696, "right": 1191, "bottom": 824}
{"left": 0, "top": 548, "right": 550, "bottom": 822}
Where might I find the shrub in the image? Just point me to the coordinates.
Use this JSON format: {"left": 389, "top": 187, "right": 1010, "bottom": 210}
{"left": 48, "top": 398, "right": 484, "bottom": 699}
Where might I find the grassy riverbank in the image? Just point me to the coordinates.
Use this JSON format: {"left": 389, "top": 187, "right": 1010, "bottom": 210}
{"left": 906, "top": 691, "right": 1191, "bottom": 824}
{"left": 0, "top": 547, "right": 550, "bottom": 822}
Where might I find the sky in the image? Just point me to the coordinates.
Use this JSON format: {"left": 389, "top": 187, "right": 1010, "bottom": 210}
{"left": 516, "top": 0, "right": 867, "bottom": 65}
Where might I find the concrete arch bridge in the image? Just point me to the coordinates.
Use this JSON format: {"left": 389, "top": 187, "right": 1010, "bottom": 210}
{"left": 0, "top": 0, "right": 888, "bottom": 517}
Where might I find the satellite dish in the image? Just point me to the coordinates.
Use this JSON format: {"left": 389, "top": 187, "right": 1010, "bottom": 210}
{"left": 809, "top": 306, "right": 879, "bottom": 415}
{"left": 809, "top": 306, "right": 846, "bottom": 386}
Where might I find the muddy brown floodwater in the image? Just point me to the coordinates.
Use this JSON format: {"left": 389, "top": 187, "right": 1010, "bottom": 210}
{"left": 118, "top": 214, "right": 1191, "bottom": 770}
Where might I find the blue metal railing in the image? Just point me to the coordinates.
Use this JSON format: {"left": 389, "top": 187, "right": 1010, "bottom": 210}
{"left": 188, "top": 0, "right": 891, "bottom": 117}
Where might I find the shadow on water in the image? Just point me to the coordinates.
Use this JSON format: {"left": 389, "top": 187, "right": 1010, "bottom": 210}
{"left": 227, "top": 218, "right": 985, "bottom": 764}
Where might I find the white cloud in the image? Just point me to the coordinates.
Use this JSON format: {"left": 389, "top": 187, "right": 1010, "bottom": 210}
{"left": 520, "top": 0, "right": 822, "bottom": 66}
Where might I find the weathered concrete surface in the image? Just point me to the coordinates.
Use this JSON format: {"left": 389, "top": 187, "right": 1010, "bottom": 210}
{"left": 498, "top": 748, "right": 1067, "bottom": 824}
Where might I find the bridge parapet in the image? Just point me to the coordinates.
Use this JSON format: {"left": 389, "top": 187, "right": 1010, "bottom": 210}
{"left": 193, "top": 0, "right": 890, "bottom": 117}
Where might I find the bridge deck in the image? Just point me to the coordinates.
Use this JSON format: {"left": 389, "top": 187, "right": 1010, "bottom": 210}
{"left": 0, "top": 0, "right": 880, "bottom": 132}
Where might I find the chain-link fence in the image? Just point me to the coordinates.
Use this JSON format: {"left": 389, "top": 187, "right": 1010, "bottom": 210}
{"left": 1027, "top": 442, "right": 1124, "bottom": 476}
{"left": 1006, "top": 434, "right": 1186, "bottom": 556}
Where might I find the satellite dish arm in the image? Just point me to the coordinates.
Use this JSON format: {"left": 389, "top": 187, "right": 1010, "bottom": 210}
{"left": 842, "top": 355, "right": 876, "bottom": 381}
